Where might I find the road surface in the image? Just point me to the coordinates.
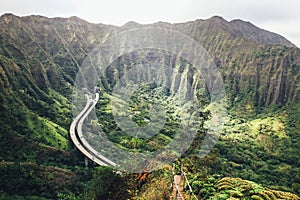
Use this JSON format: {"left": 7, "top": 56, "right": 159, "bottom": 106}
{"left": 70, "top": 91, "right": 116, "bottom": 166}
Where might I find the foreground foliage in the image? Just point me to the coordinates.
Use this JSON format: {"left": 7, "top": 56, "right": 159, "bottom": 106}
{"left": 212, "top": 177, "right": 300, "bottom": 200}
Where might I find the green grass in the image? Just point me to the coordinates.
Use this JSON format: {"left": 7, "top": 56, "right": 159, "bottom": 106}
{"left": 249, "top": 116, "right": 286, "bottom": 138}
{"left": 27, "top": 115, "right": 69, "bottom": 149}
{"left": 222, "top": 114, "right": 287, "bottom": 141}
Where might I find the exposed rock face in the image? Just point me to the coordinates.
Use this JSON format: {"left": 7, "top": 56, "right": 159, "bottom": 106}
{"left": 0, "top": 14, "right": 299, "bottom": 130}
{"left": 173, "top": 17, "right": 300, "bottom": 107}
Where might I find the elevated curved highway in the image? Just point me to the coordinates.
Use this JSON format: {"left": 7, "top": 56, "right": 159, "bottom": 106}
{"left": 70, "top": 91, "right": 116, "bottom": 166}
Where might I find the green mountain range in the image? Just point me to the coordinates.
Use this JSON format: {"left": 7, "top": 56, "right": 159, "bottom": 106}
{"left": 0, "top": 13, "right": 299, "bottom": 199}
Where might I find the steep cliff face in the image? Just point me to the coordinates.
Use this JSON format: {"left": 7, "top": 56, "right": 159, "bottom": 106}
{"left": 0, "top": 14, "right": 116, "bottom": 91}
{"left": 175, "top": 16, "right": 295, "bottom": 47}
{"left": 1, "top": 14, "right": 298, "bottom": 113}
{"left": 174, "top": 17, "right": 300, "bottom": 109}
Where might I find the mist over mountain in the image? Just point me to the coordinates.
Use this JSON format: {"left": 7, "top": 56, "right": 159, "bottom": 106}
{"left": 0, "top": 13, "right": 299, "bottom": 199}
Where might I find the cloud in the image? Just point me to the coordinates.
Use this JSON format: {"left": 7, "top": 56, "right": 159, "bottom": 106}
{"left": 184, "top": 0, "right": 300, "bottom": 46}
{"left": 0, "top": 0, "right": 76, "bottom": 17}
{"left": 257, "top": 18, "right": 300, "bottom": 47}
{"left": 184, "top": 0, "right": 300, "bottom": 22}
{"left": 63, "top": 0, "right": 190, "bottom": 25}
{"left": 0, "top": 0, "right": 299, "bottom": 46}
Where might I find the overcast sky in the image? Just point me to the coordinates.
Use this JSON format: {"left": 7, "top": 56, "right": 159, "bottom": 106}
{"left": 1, "top": 0, "right": 299, "bottom": 47}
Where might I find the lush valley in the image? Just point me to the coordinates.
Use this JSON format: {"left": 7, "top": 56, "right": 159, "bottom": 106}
{"left": 0, "top": 13, "right": 299, "bottom": 199}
